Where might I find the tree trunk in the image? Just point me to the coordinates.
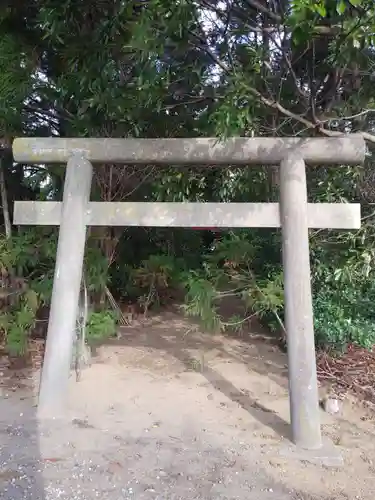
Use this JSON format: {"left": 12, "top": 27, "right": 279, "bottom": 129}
{"left": 0, "top": 157, "right": 12, "bottom": 239}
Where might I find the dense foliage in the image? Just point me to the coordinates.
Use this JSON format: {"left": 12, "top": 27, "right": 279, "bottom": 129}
{"left": 0, "top": 0, "right": 375, "bottom": 355}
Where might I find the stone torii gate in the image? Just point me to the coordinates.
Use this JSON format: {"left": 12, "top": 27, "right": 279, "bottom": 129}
{"left": 13, "top": 136, "right": 364, "bottom": 453}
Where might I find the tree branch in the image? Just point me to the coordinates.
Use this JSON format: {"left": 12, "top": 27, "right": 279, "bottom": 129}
{"left": 243, "top": 0, "right": 280, "bottom": 23}
{"left": 248, "top": 86, "right": 375, "bottom": 143}
{"left": 201, "top": 0, "right": 347, "bottom": 37}
{"left": 189, "top": 17, "right": 375, "bottom": 145}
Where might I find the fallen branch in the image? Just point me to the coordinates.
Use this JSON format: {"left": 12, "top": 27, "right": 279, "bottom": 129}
{"left": 316, "top": 344, "right": 375, "bottom": 403}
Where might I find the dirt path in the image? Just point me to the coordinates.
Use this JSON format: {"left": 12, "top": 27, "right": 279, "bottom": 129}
{"left": 1, "top": 311, "right": 374, "bottom": 499}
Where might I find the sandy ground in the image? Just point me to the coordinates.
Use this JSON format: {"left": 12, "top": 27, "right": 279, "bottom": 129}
{"left": 1, "top": 311, "right": 375, "bottom": 499}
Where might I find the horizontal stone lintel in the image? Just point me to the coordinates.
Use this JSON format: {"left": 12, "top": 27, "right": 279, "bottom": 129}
{"left": 13, "top": 201, "right": 361, "bottom": 229}
{"left": 12, "top": 136, "right": 365, "bottom": 165}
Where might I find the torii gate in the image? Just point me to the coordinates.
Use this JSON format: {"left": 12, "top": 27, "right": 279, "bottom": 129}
{"left": 12, "top": 136, "right": 364, "bottom": 453}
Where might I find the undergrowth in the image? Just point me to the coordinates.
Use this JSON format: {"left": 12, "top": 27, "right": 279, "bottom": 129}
{"left": 1, "top": 216, "right": 375, "bottom": 357}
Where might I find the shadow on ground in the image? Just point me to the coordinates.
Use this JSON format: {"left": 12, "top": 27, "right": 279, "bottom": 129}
{"left": 92, "top": 309, "right": 292, "bottom": 441}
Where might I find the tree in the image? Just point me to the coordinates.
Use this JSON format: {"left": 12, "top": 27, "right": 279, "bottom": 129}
{"left": 0, "top": 0, "right": 375, "bottom": 355}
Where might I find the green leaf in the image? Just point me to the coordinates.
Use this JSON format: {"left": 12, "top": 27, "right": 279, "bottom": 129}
{"left": 348, "top": 0, "right": 362, "bottom": 5}
{"left": 336, "top": 0, "right": 346, "bottom": 14}
{"left": 314, "top": 2, "right": 327, "bottom": 16}
{"left": 24, "top": 289, "right": 40, "bottom": 312}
